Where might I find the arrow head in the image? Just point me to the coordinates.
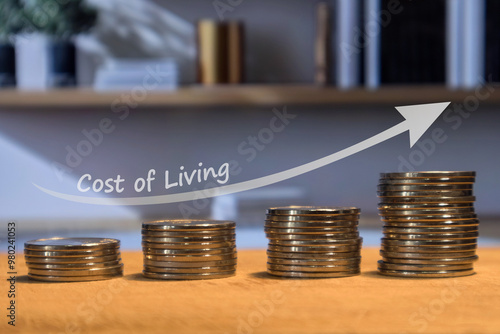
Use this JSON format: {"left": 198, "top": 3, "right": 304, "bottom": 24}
{"left": 395, "top": 102, "right": 451, "bottom": 148}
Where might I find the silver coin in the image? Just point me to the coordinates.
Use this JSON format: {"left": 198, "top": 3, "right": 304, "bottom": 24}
{"left": 381, "top": 255, "right": 478, "bottom": 265}
{"left": 143, "top": 247, "right": 235, "bottom": 256}
{"left": 24, "top": 237, "right": 120, "bottom": 251}
{"left": 143, "top": 253, "right": 236, "bottom": 262}
{"left": 380, "top": 244, "right": 477, "bottom": 253}
{"left": 377, "top": 268, "right": 475, "bottom": 278}
{"left": 142, "top": 241, "right": 235, "bottom": 249}
{"left": 24, "top": 254, "right": 121, "bottom": 264}
{"left": 142, "top": 270, "right": 235, "bottom": 280}
{"left": 142, "top": 220, "right": 235, "bottom": 231}
{"left": 379, "top": 178, "right": 475, "bottom": 185}
{"left": 267, "top": 257, "right": 361, "bottom": 266}
{"left": 266, "top": 250, "right": 360, "bottom": 259}
{"left": 382, "top": 226, "right": 478, "bottom": 234}
{"left": 381, "top": 214, "right": 477, "bottom": 221}
{"left": 380, "top": 171, "right": 476, "bottom": 178}
{"left": 378, "top": 208, "right": 475, "bottom": 216}
{"left": 267, "top": 263, "right": 359, "bottom": 272}
{"left": 142, "top": 235, "right": 235, "bottom": 243}
{"left": 24, "top": 248, "right": 120, "bottom": 258}
{"left": 264, "top": 227, "right": 358, "bottom": 234}
{"left": 377, "top": 260, "right": 473, "bottom": 271}
{"left": 379, "top": 196, "right": 476, "bottom": 204}
{"left": 265, "top": 215, "right": 359, "bottom": 222}
{"left": 380, "top": 250, "right": 477, "bottom": 259}
{"left": 141, "top": 229, "right": 235, "bottom": 237}
{"left": 266, "top": 232, "right": 359, "bottom": 241}
{"left": 143, "top": 258, "right": 237, "bottom": 268}
{"left": 378, "top": 190, "right": 473, "bottom": 197}
{"left": 264, "top": 220, "right": 358, "bottom": 228}
{"left": 267, "top": 268, "right": 360, "bottom": 278}
{"left": 268, "top": 244, "right": 361, "bottom": 253}
{"left": 267, "top": 206, "right": 360, "bottom": 216}
{"left": 378, "top": 184, "right": 473, "bottom": 191}
{"left": 269, "top": 238, "right": 362, "bottom": 246}
{"left": 383, "top": 232, "right": 478, "bottom": 240}
{"left": 381, "top": 238, "right": 477, "bottom": 246}
{"left": 26, "top": 260, "right": 122, "bottom": 270}
{"left": 143, "top": 265, "right": 235, "bottom": 274}
{"left": 383, "top": 220, "right": 479, "bottom": 227}
{"left": 378, "top": 203, "right": 474, "bottom": 211}
{"left": 28, "top": 264, "right": 124, "bottom": 276}
{"left": 28, "top": 272, "right": 123, "bottom": 282}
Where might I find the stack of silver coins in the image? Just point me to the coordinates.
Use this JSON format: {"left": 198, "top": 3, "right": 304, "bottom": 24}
{"left": 377, "top": 171, "right": 479, "bottom": 278}
{"left": 24, "top": 237, "right": 123, "bottom": 282}
{"left": 142, "top": 220, "right": 237, "bottom": 280}
{"left": 265, "top": 206, "right": 362, "bottom": 278}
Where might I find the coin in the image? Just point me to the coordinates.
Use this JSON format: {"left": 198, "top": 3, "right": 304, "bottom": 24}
{"left": 267, "top": 263, "right": 359, "bottom": 272}
{"left": 142, "top": 235, "right": 235, "bottom": 243}
{"left": 378, "top": 208, "right": 475, "bottom": 216}
{"left": 381, "top": 238, "right": 477, "bottom": 246}
{"left": 26, "top": 260, "right": 122, "bottom": 270}
{"left": 264, "top": 220, "right": 358, "bottom": 228}
{"left": 142, "top": 271, "right": 235, "bottom": 280}
{"left": 266, "top": 250, "right": 361, "bottom": 260}
{"left": 379, "top": 196, "right": 476, "bottom": 203}
{"left": 381, "top": 256, "right": 478, "bottom": 265}
{"left": 28, "top": 273, "right": 123, "bottom": 282}
{"left": 378, "top": 203, "right": 474, "bottom": 210}
{"left": 381, "top": 214, "right": 477, "bottom": 221}
{"left": 377, "top": 260, "right": 473, "bottom": 271}
{"left": 383, "top": 220, "right": 479, "bottom": 227}
{"left": 143, "top": 258, "right": 237, "bottom": 267}
{"left": 269, "top": 238, "right": 362, "bottom": 246}
{"left": 264, "top": 227, "right": 358, "bottom": 234}
{"left": 143, "top": 265, "right": 236, "bottom": 274}
{"left": 380, "top": 250, "right": 477, "bottom": 259}
{"left": 142, "top": 241, "right": 235, "bottom": 249}
{"left": 268, "top": 244, "right": 361, "bottom": 253}
{"left": 267, "top": 257, "right": 361, "bottom": 266}
{"left": 380, "top": 244, "right": 477, "bottom": 253}
{"left": 377, "top": 269, "right": 475, "bottom": 278}
{"left": 143, "top": 247, "right": 236, "bottom": 256}
{"left": 24, "top": 254, "right": 121, "bottom": 264}
{"left": 378, "top": 190, "right": 474, "bottom": 197}
{"left": 266, "top": 232, "right": 359, "bottom": 240}
{"left": 143, "top": 253, "right": 237, "bottom": 262}
{"left": 142, "top": 220, "right": 236, "bottom": 231}
{"left": 267, "top": 269, "right": 360, "bottom": 278}
{"left": 24, "top": 248, "right": 120, "bottom": 258}
{"left": 378, "top": 184, "right": 473, "bottom": 191}
{"left": 383, "top": 232, "right": 478, "bottom": 240}
{"left": 267, "top": 206, "right": 360, "bottom": 216}
{"left": 383, "top": 226, "right": 478, "bottom": 234}
{"left": 265, "top": 215, "right": 359, "bottom": 222}
{"left": 141, "top": 229, "right": 235, "bottom": 237}
{"left": 28, "top": 264, "right": 124, "bottom": 276}
{"left": 378, "top": 178, "right": 475, "bottom": 185}
{"left": 380, "top": 171, "right": 476, "bottom": 178}
{"left": 24, "top": 237, "right": 120, "bottom": 251}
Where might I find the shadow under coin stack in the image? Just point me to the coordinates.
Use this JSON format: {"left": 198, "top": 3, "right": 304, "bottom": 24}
{"left": 142, "top": 220, "right": 237, "bottom": 280}
{"left": 377, "top": 171, "right": 479, "bottom": 278}
{"left": 24, "top": 237, "right": 123, "bottom": 282}
{"left": 265, "top": 206, "right": 362, "bottom": 278}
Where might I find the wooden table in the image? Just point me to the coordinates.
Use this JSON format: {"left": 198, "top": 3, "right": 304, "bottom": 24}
{"left": 2, "top": 248, "right": 499, "bottom": 334}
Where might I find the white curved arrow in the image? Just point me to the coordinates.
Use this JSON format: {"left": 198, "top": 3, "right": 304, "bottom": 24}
{"left": 34, "top": 102, "right": 450, "bottom": 206}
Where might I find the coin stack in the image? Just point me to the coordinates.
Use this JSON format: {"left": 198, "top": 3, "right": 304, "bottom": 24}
{"left": 377, "top": 171, "right": 479, "bottom": 278}
{"left": 25, "top": 237, "right": 123, "bottom": 282}
{"left": 265, "top": 206, "right": 362, "bottom": 278}
{"left": 142, "top": 220, "right": 237, "bottom": 280}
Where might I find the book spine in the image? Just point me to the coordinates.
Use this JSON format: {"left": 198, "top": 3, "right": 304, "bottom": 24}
{"left": 364, "top": 0, "right": 381, "bottom": 89}
{"left": 462, "top": 0, "right": 486, "bottom": 88}
{"left": 336, "top": 0, "right": 360, "bottom": 89}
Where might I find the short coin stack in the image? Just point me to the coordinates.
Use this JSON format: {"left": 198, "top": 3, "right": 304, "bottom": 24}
{"left": 25, "top": 237, "right": 123, "bottom": 282}
{"left": 265, "top": 206, "right": 362, "bottom": 278}
{"left": 377, "top": 171, "right": 479, "bottom": 278}
{"left": 142, "top": 220, "right": 237, "bottom": 280}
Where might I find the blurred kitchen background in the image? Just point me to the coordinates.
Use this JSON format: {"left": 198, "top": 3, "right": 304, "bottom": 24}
{"left": 0, "top": 0, "right": 499, "bottom": 249}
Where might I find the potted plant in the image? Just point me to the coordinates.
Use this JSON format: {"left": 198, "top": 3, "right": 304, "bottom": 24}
{"left": 24, "top": 0, "right": 97, "bottom": 87}
{"left": 0, "top": 0, "right": 23, "bottom": 87}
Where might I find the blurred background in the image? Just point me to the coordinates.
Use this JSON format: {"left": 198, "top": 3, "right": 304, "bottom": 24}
{"left": 0, "top": 0, "right": 499, "bottom": 249}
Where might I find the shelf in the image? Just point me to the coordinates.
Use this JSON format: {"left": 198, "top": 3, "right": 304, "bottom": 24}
{"left": 0, "top": 85, "right": 499, "bottom": 108}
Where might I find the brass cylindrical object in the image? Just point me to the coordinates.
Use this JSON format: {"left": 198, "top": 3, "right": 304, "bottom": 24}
{"left": 227, "top": 21, "right": 244, "bottom": 84}
{"left": 197, "top": 20, "right": 228, "bottom": 85}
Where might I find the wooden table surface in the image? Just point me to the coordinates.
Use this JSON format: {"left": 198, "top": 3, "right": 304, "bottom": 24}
{"left": 2, "top": 248, "right": 499, "bottom": 334}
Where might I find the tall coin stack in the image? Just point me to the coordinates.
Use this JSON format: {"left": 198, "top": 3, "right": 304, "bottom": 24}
{"left": 142, "top": 220, "right": 237, "bottom": 280}
{"left": 265, "top": 206, "right": 362, "bottom": 278}
{"left": 25, "top": 237, "right": 123, "bottom": 282}
{"left": 377, "top": 171, "right": 479, "bottom": 278}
